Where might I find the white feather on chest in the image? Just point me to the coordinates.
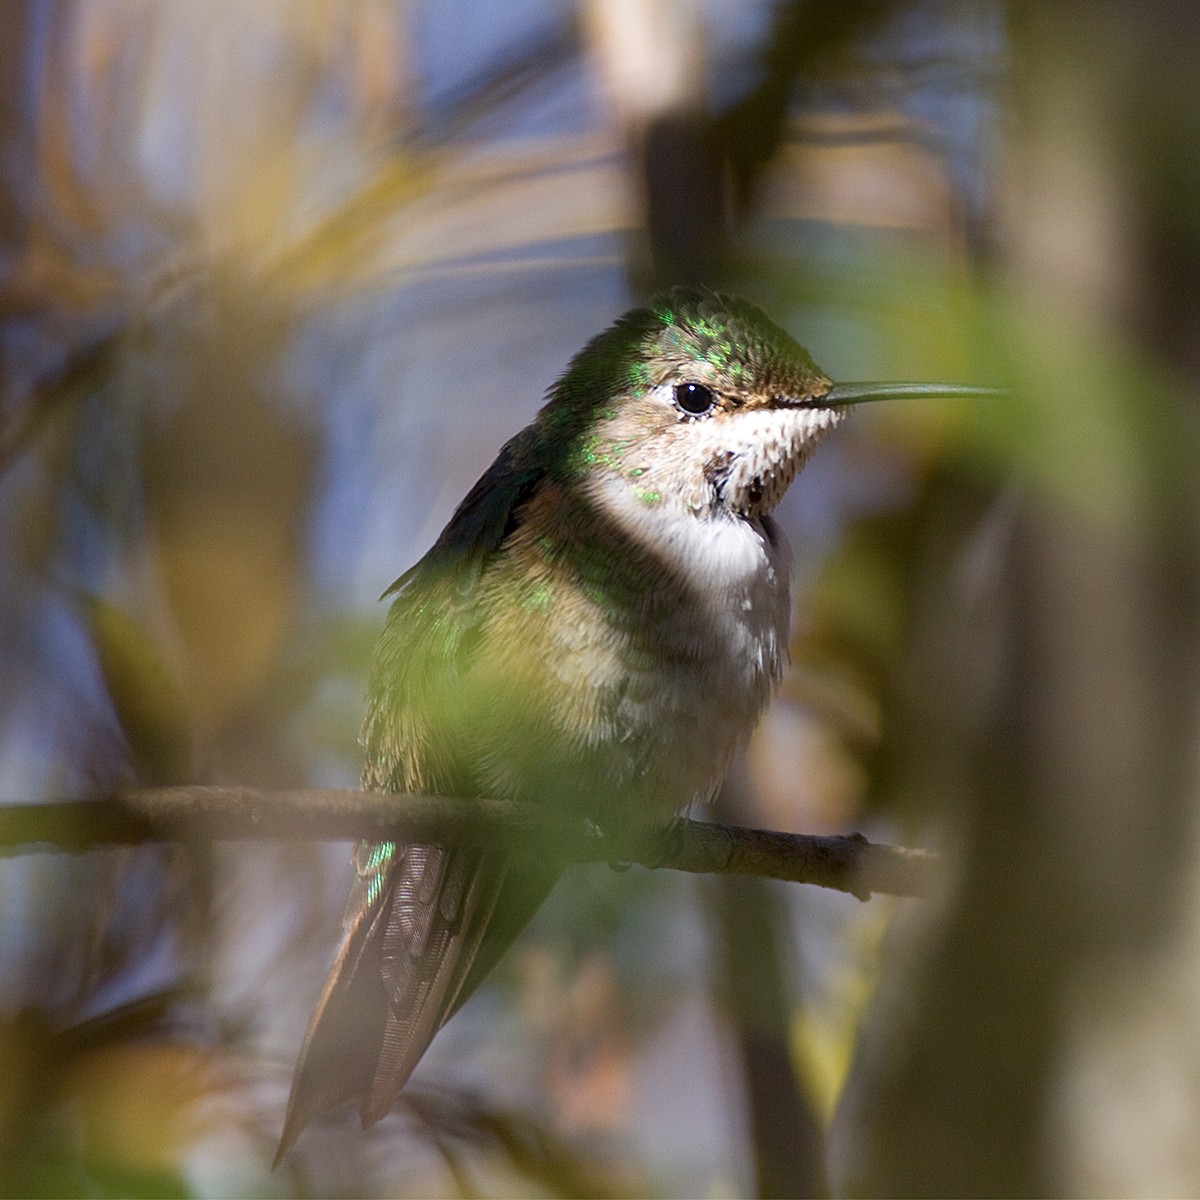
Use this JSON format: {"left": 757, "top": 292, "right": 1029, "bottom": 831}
{"left": 550, "top": 476, "right": 794, "bottom": 814}
{"left": 602, "top": 475, "right": 792, "bottom": 677}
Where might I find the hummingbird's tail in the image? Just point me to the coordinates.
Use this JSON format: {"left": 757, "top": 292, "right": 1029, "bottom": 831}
{"left": 275, "top": 842, "right": 557, "bottom": 1163}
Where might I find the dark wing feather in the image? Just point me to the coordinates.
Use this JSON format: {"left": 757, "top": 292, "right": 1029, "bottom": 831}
{"left": 380, "top": 431, "right": 546, "bottom": 601}
{"left": 277, "top": 430, "right": 551, "bottom": 1159}
{"left": 364, "top": 846, "right": 509, "bottom": 1121}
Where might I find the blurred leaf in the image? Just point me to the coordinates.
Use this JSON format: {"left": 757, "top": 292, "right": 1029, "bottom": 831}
{"left": 801, "top": 510, "right": 913, "bottom": 695}
{"left": 79, "top": 593, "right": 192, "bottom": 785}
{"left": 132, "top": 272, "right": 317, "bottom": 751}
{"left": 68, "top": 1041, "right": 215, "bottom": 1195}
{"left": 790, "top": 902, "right": 891, "bottom": 1124}
{"left": 960, "top": 288, "right": 1191, "bottom": 535}
{"left": 0, "top": 1000, "right": 205, "bottom": 1199}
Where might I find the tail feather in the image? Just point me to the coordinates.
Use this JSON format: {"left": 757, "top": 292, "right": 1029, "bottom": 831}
{"left": 276, "top": 842, "right": 564, "bottom": 1163}
{"left": 274, "top": 893, "right": 388, "bottom": 1163}
{"left": 362, "top": 850, "right": 507, "bottom": 1123}
{"left": 276, "top": 842, "right": 510, "bottom": 1161}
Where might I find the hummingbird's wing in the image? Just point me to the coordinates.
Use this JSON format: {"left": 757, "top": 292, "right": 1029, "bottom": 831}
{"left": 277, "top": 432, "right": 559, "bottom": 1159}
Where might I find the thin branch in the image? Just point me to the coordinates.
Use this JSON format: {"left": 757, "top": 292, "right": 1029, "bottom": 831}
{"left": 0, "top": 786, "right": 936, "bottom": 899}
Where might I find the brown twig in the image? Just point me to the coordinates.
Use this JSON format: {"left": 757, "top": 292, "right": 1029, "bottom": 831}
{"left": 0, "top": 786, "right": 937, "bottom": 899}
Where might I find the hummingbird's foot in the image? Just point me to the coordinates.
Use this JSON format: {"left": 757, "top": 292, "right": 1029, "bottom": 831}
{"left": 641, "top": 817, "right": 688, "bottom": 869}
{"left": 579, "top": 817, "right": 631, "bottom": 871}
{"left": 601, "top": 819, "right": 686, "bottom": 872}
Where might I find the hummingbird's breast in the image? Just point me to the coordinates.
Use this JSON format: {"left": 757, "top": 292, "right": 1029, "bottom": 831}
{"left": 474, "top": 476, "right": 792, "bottom": 826}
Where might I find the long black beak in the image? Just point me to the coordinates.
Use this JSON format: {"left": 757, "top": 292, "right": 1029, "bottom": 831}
{"left": 820, "top": 381, "right": 1006, "bottom": 406}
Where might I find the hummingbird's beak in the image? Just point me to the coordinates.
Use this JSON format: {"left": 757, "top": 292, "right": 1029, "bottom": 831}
{"left": 818, "top": 381, "right": 1006, "bottom": 406}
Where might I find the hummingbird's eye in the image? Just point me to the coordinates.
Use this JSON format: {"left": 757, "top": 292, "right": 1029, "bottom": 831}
{"left": 674, "top": 381, "right": 716, "bottom": 416}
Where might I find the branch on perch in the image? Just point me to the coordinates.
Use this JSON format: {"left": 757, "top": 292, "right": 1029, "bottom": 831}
{"left": 0, "top": 786, "right": 936, "bottom": 900}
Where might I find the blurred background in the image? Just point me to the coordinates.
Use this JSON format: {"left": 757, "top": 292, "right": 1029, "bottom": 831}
{"left": 2, "top": 1, "right": 1199, "bottom": 1195}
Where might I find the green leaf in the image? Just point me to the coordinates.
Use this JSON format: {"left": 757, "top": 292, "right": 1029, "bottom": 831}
{"left": 79, "top": 594, "right": 193, "bottom": 785}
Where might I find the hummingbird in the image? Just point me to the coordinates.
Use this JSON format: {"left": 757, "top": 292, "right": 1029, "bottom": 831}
{"left": 276, "top": 287, "right": 993, "bottom": 1157}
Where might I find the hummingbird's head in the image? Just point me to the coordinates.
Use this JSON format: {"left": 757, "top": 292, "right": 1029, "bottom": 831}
{"left": 544, "top": 287, "right": 842, "bottom": 520}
